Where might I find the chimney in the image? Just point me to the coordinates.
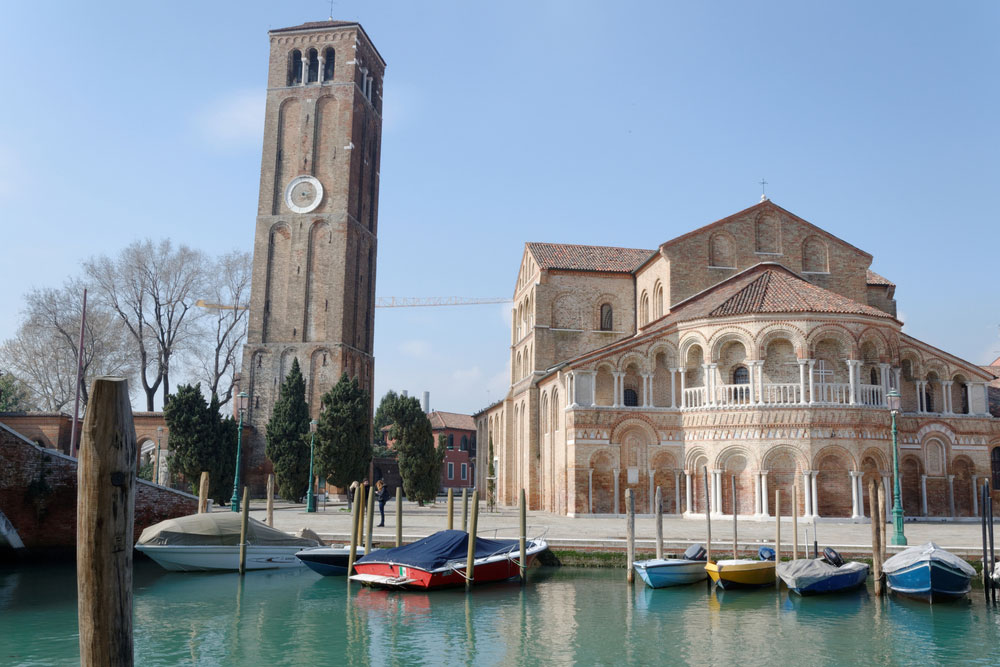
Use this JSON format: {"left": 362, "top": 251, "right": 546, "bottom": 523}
{"left": 401, "top": 390, "right": 408, "bottom": 398}
{"left": 422, "top": 391, "right": 430, "bottom": 413}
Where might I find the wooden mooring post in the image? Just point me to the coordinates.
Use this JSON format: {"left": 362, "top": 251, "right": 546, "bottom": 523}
{"left": 626, "top": 488, "right": 635, "bottom": 584}
{"left": 703, "top": 466, "right": 712, "bottom": 564}
{"left": 869, "top": 480, "right": 882, "bottom": 596}
{"left": 519, "top": 489, "right": 527, "bottom": 583}
{"left": 461, "top": 487, "right": 469, "bottom": 531}
{"left": 655, "top": 485, "right": 663, "bottom": 560}
{"left": 465, "top": 490, "right": 480, "bottom": 591}
{"left": 775, "top": 489, "right": 781, "bottom": 589}
{"left": 346, "top": 487, "right": 361, "bottom": 578}
{"left": 878, "top": 483, "right": 887, "bottom": 563}
{"left": 238, "top": 487, "right": 249, "bottom": 575}
{"left": 792, "top": 484, "right": 799, "bottom": 560}
{"left": 447, "top": 488, "right": 454, "bottom": 530}
{"left": 77, "top": 376, "right": 136, "bottom": 667}
{"left": 365, "top": 484, "right": 375, "bottom": 554}
{"left": 198, "top": 472, "right": 210, "bottom": 513}
{"left": 395, "top": 486, "right": 403, "bottom": 548}
{"left": 731, "top": 475, "right": 738, "bottom": 560}
{"left": 265, "top": 474, "right": 275, "bottom": 527}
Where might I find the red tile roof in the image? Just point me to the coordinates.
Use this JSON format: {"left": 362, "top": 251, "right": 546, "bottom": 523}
{"left": 526, "top": 242, "right": 654, "bottom": 273}
{"left": 270, "top": 20, "right": 358, "bottom": 33}
{"left": 866, "top": 269, "right": 895, "bottom": 287}
{"left": 427, "top": 411, "right": 475, "bottom": 431}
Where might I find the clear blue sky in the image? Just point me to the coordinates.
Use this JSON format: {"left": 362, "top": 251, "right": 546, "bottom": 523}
{"left": 1, "top": 1, "right": 997, "bottom": 415}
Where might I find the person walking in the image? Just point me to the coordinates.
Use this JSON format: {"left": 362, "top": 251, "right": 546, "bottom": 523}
{"left": 376, "top": 480, "right": 388, "bottom": 527}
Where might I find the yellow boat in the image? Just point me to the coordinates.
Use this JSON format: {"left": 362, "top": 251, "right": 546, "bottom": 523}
{"left": 705, "top": 559, "right": 776, "bottom": 590}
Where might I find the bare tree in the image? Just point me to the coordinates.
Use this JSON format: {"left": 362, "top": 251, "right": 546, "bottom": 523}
{"left": 191, "top": 250, "right": 252, "bottom": 407}
{"left": 85, "top": 240, "right": 206, "bottom": 410}
{"left": 0, "top": 281, "right": 136, "bottom": 412}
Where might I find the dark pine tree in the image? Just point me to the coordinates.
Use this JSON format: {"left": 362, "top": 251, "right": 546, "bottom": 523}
{"left": 315, "top": 373, "right": 372, "bottom": 489}
{"left": 265, "top": 357, "right": 311, "bottom": 501}
{"left": 163, "top": 384, "right": 236, "bottom": 504}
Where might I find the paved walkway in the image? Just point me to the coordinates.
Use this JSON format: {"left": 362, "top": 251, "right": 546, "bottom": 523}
{"left": 247, "top": 498, "right": 994, "bottom": 557}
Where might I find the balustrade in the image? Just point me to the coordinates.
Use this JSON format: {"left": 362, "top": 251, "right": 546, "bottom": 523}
{"left": 715, "top": 383, "right": 752, "bottom": 406}
{"left": 761, "top": 383, "right": 800, "bottom": 405}
{"left": 683, "top": 386, "right": 706, "bottom": 408}
{"left": 812, "top": 382, "right": 850, "bottom": 404}
{"left": 859, "top": 383, "right": 884, "bottom": 406}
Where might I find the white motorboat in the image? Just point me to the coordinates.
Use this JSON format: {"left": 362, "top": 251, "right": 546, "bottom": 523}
{"left": 136, "top": 512, "right": 320, "bottom": 572}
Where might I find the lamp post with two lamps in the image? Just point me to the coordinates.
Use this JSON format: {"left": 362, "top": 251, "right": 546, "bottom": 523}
{"left": 887, "top": 389, "right": 907, "bottom": 546}
{"left": 230, "top": 391, "right": 249, "bottom": 512}
{"left": 306, "top": 419, "right": 319, "bottom": 513}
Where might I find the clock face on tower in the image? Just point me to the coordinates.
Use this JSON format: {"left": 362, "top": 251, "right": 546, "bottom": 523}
{"left": 285, "top": 175, "right": 324, "bottom": 214}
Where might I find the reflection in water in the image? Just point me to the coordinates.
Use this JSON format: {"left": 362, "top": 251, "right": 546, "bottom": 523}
{"left": 2, "top": 563, "right": 1000, "bottom": 665}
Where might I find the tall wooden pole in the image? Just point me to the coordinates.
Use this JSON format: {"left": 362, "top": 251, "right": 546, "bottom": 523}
{"left": 347, "top": 489, "right": 361, "bottom": 576}
{"left": 731, "top": 475, "right": 738, "bottom": 560}
{"left": 655, "top": 485, "right": 663, "bottom": 560}
{"left": 395, "top": 486, "right": 403, "bottom": 548}
{"left": 238, "top": 487, "right": 250, "bottom": 575}
{"left": 447, "top": 488, "right": 454, "bottom": 530}
{"left": 626, "top": 488, "right": 635, "bottom": 584}
{"left": 265, "top": 474, "right": 275, "bottom": 527}
{"left": 775, "top": 489, "right": 782, "bottom": 589}
{"left": 69, "top": 288, "right": 87, "bottom": 459}
{"left": 461, "top": 487, "right": 469, "bottom": 531}
{"left": 77, "top": 376, "right": 135, "bottom": 667}
{"left": 878, "top": 482, "right": 887, "bottom": 563}
{"left": 198, "top": 472, "right": 210, "bottom": 513}
{"left": 519, "top": 488, "right": 527, "bottom": 583}
{"left": 465, "top": 490, "right": 480, "bottom": 591}
{"left": 869, "top": 480, "right": 882, "bottom": 596}
{"left": 365, "top": 485, "right": 375, "bottom": 554}
{"left": 792, "top": 484, "right": 799, "bottom": 560}
{"left": 703, "top": 466, "right": 712, "bottom": 563}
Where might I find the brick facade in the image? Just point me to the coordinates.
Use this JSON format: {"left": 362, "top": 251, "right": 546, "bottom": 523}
{"left": 0, "top": 422, "right": 197, "bottom": 555}
{"left": 239, "top": 21, "right": 385, "bottom": 494}
{"left": 477, "top": 200, "right": 1000, "bottom": 519}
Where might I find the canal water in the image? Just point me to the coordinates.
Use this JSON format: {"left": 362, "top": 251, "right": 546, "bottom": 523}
{"left": 2, "top": 561, "right": 999, "bottom": 665}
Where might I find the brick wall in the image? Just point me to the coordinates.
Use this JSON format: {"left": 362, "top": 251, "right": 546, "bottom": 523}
{"left": 0, "top": 423, "right": 197, "bottom": 555}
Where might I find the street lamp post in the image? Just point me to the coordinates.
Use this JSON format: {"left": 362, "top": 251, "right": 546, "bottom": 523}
{"left": 155, "top": 426, "right": 164, "bottom": 486}
{"left": 307, "top": 419, "right": 319, "bottom": 513}
{"left": 887, "top": 389, "right": 907, "bottom": 546}
{"left": 230, "top": 392, "right": 249, "bottom": 512}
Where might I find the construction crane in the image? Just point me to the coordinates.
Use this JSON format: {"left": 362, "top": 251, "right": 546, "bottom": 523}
{"left": 195, "top": 297, "right": 511, "bottom": 310}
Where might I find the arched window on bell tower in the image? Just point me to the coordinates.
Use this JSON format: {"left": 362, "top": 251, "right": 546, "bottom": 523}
{"left": 287, "top": 50, "right": 302, "bottom": 86}
{"left": 307, "top": 48, "right": 319, "bottom": 83}
{"left": 323, "top": 47, "right": 335, "bottom": 81}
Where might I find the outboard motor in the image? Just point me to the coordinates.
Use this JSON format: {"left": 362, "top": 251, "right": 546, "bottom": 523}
{"left": 758, "top": 546, "right": 776, "bottom": 561}
{"left": 822, "top": 547, "right": 844, "bottom": 567}
{"left": 683, "top": 544, "right": 707, "bottom": 561}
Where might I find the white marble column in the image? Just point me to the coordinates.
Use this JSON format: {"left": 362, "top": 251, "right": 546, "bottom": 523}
{"left": 857, "top": 473, "right": 866, "bottom": 518}
{"left": 879, "top": 363, "right": 891, "bottom": 405}
{"left": 808, "top": 359, "right": 817, "bottom": 404}
{"left": 588, "top": 469, "right": 594, "bottom": 514}
{"left": 641, "top": 373, "right": 652, "bottom": 407}
{"left": 299, "top": 57, "right": 308, "bottom": 85}
{"left": 811, "top": 470, "right": 819, "bottom": 519}
{"left": 849, "top": 471, "right": 860, "bottom": 519}
{"left": 708, "top": 364, "right": 718, "bottom": 406}
{"left": 761, "top": 471, "right": 770, "bottom": 516}
{"left": 754, "top": 361, "right": 765, "bottom": 405}
{"left": 613, "top": 469, "right": 620, "bottom": 515}
{"left": 803, "top": 471, "right": 813, "bottom": 517}
{"left": 748, "top": 362, "right": 757, "bottom": 405}
{"left": 916, "top": 381, "right": 925, "bottom": 413}
{"left": 317, "top": 55, "right": 325, "bottom": 82}
{"left": 920, "top": 474, "right": 928, "bottom": 516}
{"left": 753, "top": 472, "right": 762, "bottom": 516}
{"left": 679, "top": 369, "right": 687, "bottom": 408}
{"left": 881, "top": 474, "right": 892, "bottom": 520}
{"left": 685, "top": 470, "right": 693, "bottom": 514}
{"left": 947, "top": 474, "right": 956, "bottom": 518}
{"left": 972, "top": 475, "right": 979, "bottom": 517}
{"left": 613, "top": 373, "right": 623, "bottom": 408}
{"left": 798, "top": 359, "right": 809, "bottom": 405}
{"left": 847, "top": 360, "right": 859, "bottom": 405}
{"left": 669, "top": 369, "right": 678, "bottom": 409}
{"left": 673, "top": 470, "right": 681, "bottom": 514}
{"left": 942, "top": 381, "right": 953, "bottom": 414}
{"left": 893, "top": 367, "right": 902, "bottom": 393}
{"left": 648, "top": 470, "right": 655, "bottom": 513}
{"left": 713, "top": 469, "right": 723, "bottom": 514}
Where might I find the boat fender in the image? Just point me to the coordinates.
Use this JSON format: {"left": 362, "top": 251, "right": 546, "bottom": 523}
{"left": 758, "top": 546, "right": 776, "bottom": 561}
{"left": 683, "top": 544, "right": 707, "bottom": 561}
{"left": 822, "top": 547, "right": 844, "bottom": 568}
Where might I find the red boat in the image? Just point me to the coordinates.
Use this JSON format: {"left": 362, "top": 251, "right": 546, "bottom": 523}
{"left": 350, "top": 529, "right": 548, "bottom": 590}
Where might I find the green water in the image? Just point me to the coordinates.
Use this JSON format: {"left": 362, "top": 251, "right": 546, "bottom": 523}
{"left": 2, "top": 561, "right": 999, "bottom": 665}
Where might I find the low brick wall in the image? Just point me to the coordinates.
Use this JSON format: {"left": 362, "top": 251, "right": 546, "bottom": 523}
{"left": 0, "top": 422, "right": 197, "bottom": 555}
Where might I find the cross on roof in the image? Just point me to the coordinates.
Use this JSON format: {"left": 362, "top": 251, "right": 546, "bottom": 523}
{"left": 759, "top": 178, "right": 768, "bottom": 201}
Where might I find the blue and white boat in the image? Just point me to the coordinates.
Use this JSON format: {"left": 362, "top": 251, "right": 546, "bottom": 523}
{"left": 777, "top": 548, "right": 869, "bottom": 595}
{"left": 633, "top": 544, "right": 708, "bottom": 588}
{"left": 882, "top": 542, "right": 976, "bottom": 603}
{"left": 295, "top": 545, "right": 366, "bottom": 576}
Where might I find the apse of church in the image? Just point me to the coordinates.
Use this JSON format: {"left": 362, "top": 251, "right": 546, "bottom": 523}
{"left": 239, "top": 22, "right": 385, "bottom": 491}
{"left": 477, "top": 200, "right": 999, "bottom": 519}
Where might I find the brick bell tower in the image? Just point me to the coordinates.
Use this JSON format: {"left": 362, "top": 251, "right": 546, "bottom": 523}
{"left": 240, "top": 21, "right": 385, "bottom": 493}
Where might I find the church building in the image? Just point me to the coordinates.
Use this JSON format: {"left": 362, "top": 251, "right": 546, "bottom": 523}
{"left": 475, "top": 199, "right": 1000, "bottom": 520}
{"left": 239, "top": 21, "right": 385, "bottom": 492}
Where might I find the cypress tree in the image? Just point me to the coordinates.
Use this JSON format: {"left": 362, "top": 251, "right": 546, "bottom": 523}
{"left": 265, "top": 358, "right": 311, "bottom": 501}
{"left": 315, "top": 373, "right": 372, "bottom": 489}
{"left": 164, "top": 384, "right": 236, "bottom": 503}
{"left": 390, "top": 396, "right": 446, "bottom": 505}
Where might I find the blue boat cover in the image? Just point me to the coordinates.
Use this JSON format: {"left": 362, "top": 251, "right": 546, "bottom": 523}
{"left": 357, "top": 530, "right": 520, "bottom": 570}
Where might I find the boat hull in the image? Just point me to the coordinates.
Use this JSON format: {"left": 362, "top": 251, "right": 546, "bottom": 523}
{"left": 136, "top": 544, "right": 307, "bottom": 571}
{"left": 352, "top": 540, "right": 547, "bottom": 590}
{"left": 705, "top": 560, "right": 776, "bottom": 590}
{"left": 296, "top": 547, "right": 365, "bottom": 576}
{"left": 783, "top": 567, "right": 869, "bottom": 596}
{"left": 633, "top": 560, "right": 708, "bottom": 588}
{"left": 886, "top": 559, "right": 971, "bottom": 603}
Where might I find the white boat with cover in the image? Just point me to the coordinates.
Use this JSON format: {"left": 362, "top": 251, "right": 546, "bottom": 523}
{"left": 135, "top": 512, "right": 319, "bottom": 572}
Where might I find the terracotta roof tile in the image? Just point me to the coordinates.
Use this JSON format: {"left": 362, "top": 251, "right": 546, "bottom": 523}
{"left": 866, "top": 269, "right": 895, "bottom": 287}
{"left": 526, "top": 242, "right": 654, "bottom": 273}
{"left": 270, "top": 20, "right": 358, "bottom": 33}
{"left": 427, "top": 411, "right": 475, "bottom": 431}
